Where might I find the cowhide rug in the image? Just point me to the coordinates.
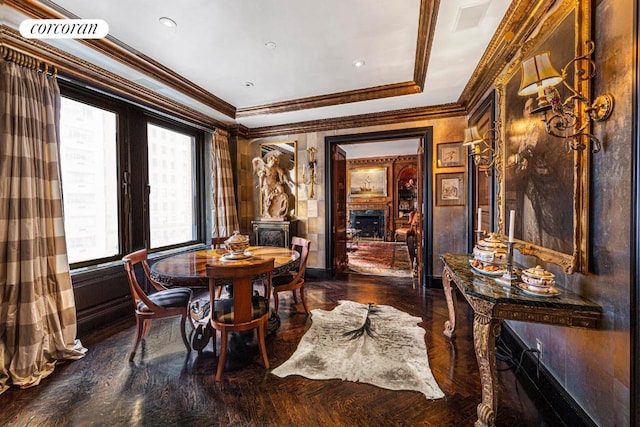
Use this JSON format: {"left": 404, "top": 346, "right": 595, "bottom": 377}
{"left": 271, "top": 300, "right": 444, "bottom": 400}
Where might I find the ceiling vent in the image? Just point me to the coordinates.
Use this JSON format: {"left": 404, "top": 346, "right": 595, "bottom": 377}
{"left": 453, "top": 2, "right": 490, "bottom": 32}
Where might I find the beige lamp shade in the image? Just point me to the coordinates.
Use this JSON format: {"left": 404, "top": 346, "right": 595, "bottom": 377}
{"left": 462, "top": 126, "right": 483, "bottom": 146}
{"left": 518, "top": 51, "right": 563, "bottom": 96}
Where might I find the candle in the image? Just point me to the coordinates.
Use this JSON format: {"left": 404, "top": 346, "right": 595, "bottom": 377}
{"left": 508, "top": 210, "right": 515, "bottom": 242}
{"left": 477, "top": 208, "right": 482, "bottom": 231}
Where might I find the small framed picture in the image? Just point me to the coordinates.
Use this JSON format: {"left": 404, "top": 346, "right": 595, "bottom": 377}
{"left": 437, "top": 142, "right": 464, "bottom": 167}
{"left": 436, "top": 172, "right": 465, "bottom": 206}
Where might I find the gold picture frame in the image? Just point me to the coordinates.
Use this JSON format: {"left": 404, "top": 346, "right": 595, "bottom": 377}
{"left": 437, "top": 142, "right": 465, "bottom": 167}
{"left": 495, "top": 0, "right": 590, "bottom": 273}
{"left": 436, "top": 172, "right": 465, "bottom": 206}
{"left": 348, "top": 166, "right": 387, "bottom": 198}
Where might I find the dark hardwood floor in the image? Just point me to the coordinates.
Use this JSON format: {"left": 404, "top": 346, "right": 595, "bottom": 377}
{"left": 1, "top": 274, "right": 559, "bottom": 426}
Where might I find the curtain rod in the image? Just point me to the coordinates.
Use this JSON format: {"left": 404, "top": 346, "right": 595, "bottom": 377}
{"left": 0, "top": 45, "right": 57, "bottom": 77}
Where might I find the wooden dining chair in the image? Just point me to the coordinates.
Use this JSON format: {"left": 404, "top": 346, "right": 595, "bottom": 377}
{"left": 122, "top": 249, "right": 193, "bottom": 362}
{"left": 211, "top": 236, "right": 231, "bottom": 298}
{"left": 205, "top": 257, "right": 275, "bottom": 381}
{"left": 272, "top": 237, "right": 312, "bottom": 315}
{"left": 211, "top": 236, "right": 229, "bottom": 248}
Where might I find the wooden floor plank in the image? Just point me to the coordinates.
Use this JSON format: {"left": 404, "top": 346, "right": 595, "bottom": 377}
{"left": 0, "top": 273, "right": 559, "bottom": 426}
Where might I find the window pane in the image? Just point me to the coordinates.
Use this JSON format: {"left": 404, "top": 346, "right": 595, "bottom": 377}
{"left": 59, "top": 97, "right": 119, "bottom": 264}
{"left": 148, "top": 123, "right": 196, "bottom": 248}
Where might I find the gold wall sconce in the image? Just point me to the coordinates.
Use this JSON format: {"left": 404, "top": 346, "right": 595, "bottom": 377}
{"left": 517, "top": 40, "right": 614, "bottom": 153}
{"left": 463, "top": 125, "right": 498, "bottom": 175}
{"left": 303, "top": 147, "right": 317, "bottom": 198}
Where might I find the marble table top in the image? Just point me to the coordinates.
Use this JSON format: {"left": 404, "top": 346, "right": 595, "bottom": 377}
{"left": 441, "top": 253, "right": 602, "bottom": 314}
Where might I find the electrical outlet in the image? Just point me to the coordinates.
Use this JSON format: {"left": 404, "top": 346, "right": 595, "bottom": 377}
{"left": 536, "top": 338, "right": 543, "bottom": 361}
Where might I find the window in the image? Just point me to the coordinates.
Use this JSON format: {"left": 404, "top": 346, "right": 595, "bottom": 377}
{"left": 147, "top": 123, "right": 197, "bottom": 249}
{"left": 58, "top": 83, "right": 205, "bottom": 268}
{"left": 59, "top": 97, "right": 119, "bottom": 264}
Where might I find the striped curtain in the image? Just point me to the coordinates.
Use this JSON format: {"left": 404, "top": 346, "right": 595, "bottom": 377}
{"left": 210, "top": 129, "right": 239, "bottom": 237}
{"left": 0, "top": 59, "right": 86, "bottom": 394}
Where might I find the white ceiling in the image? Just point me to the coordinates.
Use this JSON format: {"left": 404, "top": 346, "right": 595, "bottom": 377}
{"left": 340, "top": 139, "right": 420, "bottom": 159}
{"left": 2, "top": 0, "right": 511, "bottom": 129}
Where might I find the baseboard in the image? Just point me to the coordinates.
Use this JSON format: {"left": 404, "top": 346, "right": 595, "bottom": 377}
{"left": 500, "top": 324, "right": 597, "bottom": 427}
{"left": 429, "top": 276, "right": 443, "bottom": 289}
{"left": 77, "top": 297, "right": 132, "bottom": 336}
{"left": 305, "top": 268, "right": 333, "bottom": 280}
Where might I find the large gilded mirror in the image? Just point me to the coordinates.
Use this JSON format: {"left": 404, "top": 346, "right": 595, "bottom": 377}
{"left": 495, "top": 0, "right": 590, "bottom": 273}
{"left": 258, "top": 140, "right": 297, "bottom": 218}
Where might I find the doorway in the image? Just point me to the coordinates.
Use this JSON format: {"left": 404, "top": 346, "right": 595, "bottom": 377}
{"left": 324, "top": 128, "right": 434, "bottom": 287}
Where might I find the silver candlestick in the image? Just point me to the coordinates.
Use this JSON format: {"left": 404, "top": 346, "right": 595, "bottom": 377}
{"left": 495, "top": 241, "right": 518, "bottom": 286}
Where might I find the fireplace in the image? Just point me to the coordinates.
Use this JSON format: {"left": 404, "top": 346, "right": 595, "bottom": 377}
{"left": 350, "top": 209, "right": 385, "bottom": 239}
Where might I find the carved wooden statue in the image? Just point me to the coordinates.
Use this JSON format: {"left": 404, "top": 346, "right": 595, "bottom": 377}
{"left": 252, "top": 150, "right": 294, "bottom": 220}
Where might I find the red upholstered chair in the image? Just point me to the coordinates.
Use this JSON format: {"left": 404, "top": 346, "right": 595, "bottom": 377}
{"left": 395, "top": 211, "right": 418, "bottom": 242}
{"left": 272, "top": 236, "right": 312, "bottom": 315}
{"left": 206, "top": 257, "right": 275, "bottom": 381}
{"left": 122, "top": 249, "right": 192, "bottom": 362}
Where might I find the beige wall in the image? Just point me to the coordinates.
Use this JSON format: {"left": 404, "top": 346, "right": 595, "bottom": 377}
{"left": 236, "top": 116, "right": 468, "bottom": 270}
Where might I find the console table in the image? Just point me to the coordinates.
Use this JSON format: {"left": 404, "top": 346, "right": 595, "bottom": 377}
{"left": 440, "top": 253, "right": 601, "bottom": 427}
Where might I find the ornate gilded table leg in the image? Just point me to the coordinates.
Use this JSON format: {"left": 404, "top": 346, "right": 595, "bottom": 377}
{"left": 473, "top": 313, "right": 500, "bottom": 427}
{"left": 442, "top": 268, "right": 458, "bottom": 338}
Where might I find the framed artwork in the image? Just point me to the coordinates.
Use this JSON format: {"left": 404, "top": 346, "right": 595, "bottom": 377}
{"left": 495, "top": 0, "right": 590, "bottom": 273}
{"left": 436, "top": 172, "right": 464, "bottom": 206}
{"left": 437, "top": 142, "right": 464, "bottom": 167}
{"left": 348, "top": 166, "right": 387, "bottom": 197}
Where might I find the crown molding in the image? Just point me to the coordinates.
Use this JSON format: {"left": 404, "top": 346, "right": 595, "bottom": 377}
{"left": 458, "top": 0, "right": 556, "bottom": 111}
{"left": 5, "top": 0, "right": 237, "bottom": 118}
{"left": 245, "top": 103, "right": 466, "bottom": 139}
{"left": 5, "top": 0, "right": 535, "bottom": 137}
{"left": 0, "top": 25, "right": 227, "bottom": 129}
{"left": 7, "top": 0, "right": 437, "bottom": 119}
{"left": 237, "top": 0, "right": 437, "bottom": 117}
{"left": 413, "top": 0, "right": 439, "bottom": 90}
{"left": 229, "top": 124, "right": 251, "bottom": 139}
{"left": 236, "top": 82, "right": 421, "bottom": 117}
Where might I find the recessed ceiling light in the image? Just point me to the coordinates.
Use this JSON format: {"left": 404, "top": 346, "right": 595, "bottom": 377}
{"left": 159, "top": 17, "right": 177, "bottom": 28}
{"left": 265, "top": 41, "right": 277, "bottom": 49}
{"left": 244, "top": 82, "right": 254, "bottom": 87}
{"left": 352, "top": 60, "right": 366, "bottom": 68}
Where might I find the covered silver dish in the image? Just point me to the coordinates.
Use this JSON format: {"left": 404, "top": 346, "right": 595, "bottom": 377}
{"left": 224, "top": 231, "right": 250, "bottom": 255}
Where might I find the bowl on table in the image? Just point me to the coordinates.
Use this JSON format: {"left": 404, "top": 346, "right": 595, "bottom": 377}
{"left": 473, "top": 233, "right": 508, "bottom": 264}
{"left": 520, "top": 265, "right": 555, "bottom": 292}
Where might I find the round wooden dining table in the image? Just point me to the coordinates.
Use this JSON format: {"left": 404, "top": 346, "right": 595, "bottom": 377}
{"left": 150, "top": 245, "right": 300, "bottom": 342}
{"left": 149, "top": 245, "right": 300, "bottom": 289}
